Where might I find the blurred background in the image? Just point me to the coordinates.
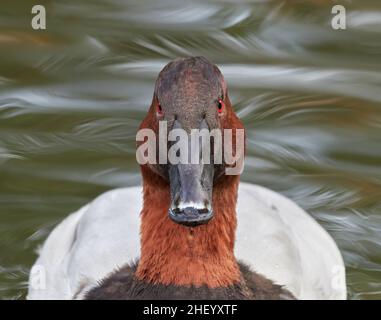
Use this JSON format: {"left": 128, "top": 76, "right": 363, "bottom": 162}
{"left": 0, "top": 0, "right": 380, "bottom": 299}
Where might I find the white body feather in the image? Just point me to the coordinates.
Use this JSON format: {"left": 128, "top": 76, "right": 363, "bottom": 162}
{"left": 27, "top": 183, "right": 346, "bottom": 300}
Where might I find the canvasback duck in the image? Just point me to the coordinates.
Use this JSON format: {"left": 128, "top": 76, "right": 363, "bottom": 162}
{"left": 27, "top": 57, "right": 346, "bottom": 300}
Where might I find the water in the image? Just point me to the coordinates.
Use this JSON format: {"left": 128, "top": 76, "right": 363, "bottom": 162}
{"left": 0, "top": 0, "right": 380, "bottom": 299}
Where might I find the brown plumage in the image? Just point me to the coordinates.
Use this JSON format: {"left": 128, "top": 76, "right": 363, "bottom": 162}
{"left": 85, "top": 261, "right": 294, "bottom": 300}
{"left": 135, "top": 167, "right": 241, "bottom": 288}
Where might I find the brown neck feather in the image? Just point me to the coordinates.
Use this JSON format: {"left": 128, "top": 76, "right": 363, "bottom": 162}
{"left": 136, "top": 165, "right": 241, "bottom": 288}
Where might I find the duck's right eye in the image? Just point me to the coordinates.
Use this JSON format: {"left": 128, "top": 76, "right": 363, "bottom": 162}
{"left": 157, "top": 104, "right": 163, "bottom": 116}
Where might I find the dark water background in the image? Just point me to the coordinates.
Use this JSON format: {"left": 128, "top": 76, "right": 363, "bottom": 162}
{"left": 0, "top": 0, "right": 380, "bottom": 299}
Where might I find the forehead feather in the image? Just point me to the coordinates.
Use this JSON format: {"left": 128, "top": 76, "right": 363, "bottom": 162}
{"left": 155, "top": 57, "right": 225, "bottom": 103}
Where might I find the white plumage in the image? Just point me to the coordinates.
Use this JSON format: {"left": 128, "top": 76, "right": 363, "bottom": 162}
{"left": 27, "top": 182, "right": 346, "bottom": 300}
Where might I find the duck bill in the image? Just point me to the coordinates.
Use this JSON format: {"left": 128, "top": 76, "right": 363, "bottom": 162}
{"left": 168, "top": 162, "right": 214, "bottom": 227}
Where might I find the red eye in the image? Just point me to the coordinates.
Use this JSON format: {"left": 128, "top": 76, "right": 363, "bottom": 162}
{"left": 217, "top": 99, "right": 224, "bottom": 113}
{"left": 157, "top": 103, "right": 163, "bottom": 115}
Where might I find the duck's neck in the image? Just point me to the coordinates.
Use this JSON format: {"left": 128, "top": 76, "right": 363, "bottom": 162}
{"left": 136, "top": 166, "right": 241, "bottom": 288}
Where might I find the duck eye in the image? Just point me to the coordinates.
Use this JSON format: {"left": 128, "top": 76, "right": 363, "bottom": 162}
{"left": 217, "top": 99, "right": 224, "bottom": 114}
{"left": 157, "top": 103, "right": 163, "bottom": 115}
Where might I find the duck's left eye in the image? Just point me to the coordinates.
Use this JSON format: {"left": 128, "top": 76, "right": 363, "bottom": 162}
{"left": 217, "top": 99, "right": 225, "bottom": 114}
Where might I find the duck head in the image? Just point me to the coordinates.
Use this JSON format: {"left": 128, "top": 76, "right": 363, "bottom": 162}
{"left": 138, "top": 56, "right": 244, "bottom": 227}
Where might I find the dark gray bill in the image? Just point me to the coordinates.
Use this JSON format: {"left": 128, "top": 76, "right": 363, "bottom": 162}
{"left": 168, "top": 162, "right": 214, "bottom": 227}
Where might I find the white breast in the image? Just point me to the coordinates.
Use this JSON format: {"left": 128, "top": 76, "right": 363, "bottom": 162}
{"left": 27, "top": 183, "right": 346, "bottom": 300}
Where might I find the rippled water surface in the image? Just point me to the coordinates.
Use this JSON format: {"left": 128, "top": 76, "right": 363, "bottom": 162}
{"left": 0, "top": 0, "right": 381, "bottom": 299}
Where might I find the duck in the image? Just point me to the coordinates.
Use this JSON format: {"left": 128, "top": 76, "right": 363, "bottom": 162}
{"left": 27, "top": 57, "right": 346, "bottom": 300}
